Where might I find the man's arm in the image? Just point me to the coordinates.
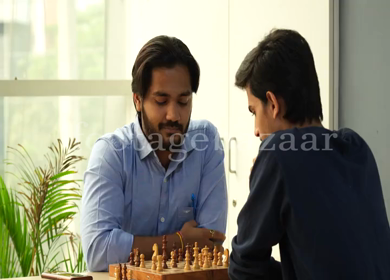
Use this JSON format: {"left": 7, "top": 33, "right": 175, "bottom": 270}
{"left": 196, "top": 127, "right": 228, "bottom": 234}
{"left": 229, "top": 150, "right": 287, "bottom": 280}
{"left": 81, "top": 139, "right": 133, "bottom": 271}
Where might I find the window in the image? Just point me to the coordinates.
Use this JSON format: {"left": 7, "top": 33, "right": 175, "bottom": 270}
{"left": 0, "top": 0, "right": 133, "bottom": 237}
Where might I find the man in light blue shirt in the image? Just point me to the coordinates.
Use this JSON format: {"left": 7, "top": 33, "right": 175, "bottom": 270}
{"left": 81, "top": 35, "right": 228, "bottom": 272}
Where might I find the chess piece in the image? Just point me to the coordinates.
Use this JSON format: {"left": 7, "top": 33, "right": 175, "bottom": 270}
{"left": 213, "top": 246, "right": 218, "bottom": 266}
{"left": 193, "top": 249, "right": 200, "bottom": 270}
{"left": 126, "top": 265, "right": 132, "bottom": 280}
{"left": 223, "top": 249, "right": 229, "bottom": 267}
{"left": 134, "top": 250, "right": 140, "bottom": 267}
{"left": 208, "top": 253, "right": 213, "bottom": 267}
{"left": 162, "top": 236, "right": 168, "bottom": 268}
{"left": 170, "top": 251, "right": 174, "bottom": 267}
{"left": 129, "top": 252, "right": 135, "bottom": 266}
{"left": 217, "top": 252, "right": 223, "bottom": 266}
{"left": 178, "top": 248, "right": 183, "bottom": 262}
{"left": 202, "top": 246, "right": 211, "bottom": 268}
{"left": 140, "top": 254, "right": 145, "bottom": 268}
{"left": 171, "top": 251, "right": 178, "bottom": 268}
{"left": 184, "top": 249, "right": 191, "bottom": 271}
{"left": 172, "top": 242, "right": 178, "bottom": 264}
{"left": 121, "top": 263, "right": 126, "bottom": 280}
{"left": 151, "top": 255, "right": 157, "bottom": 270}
{"left": 163, "top": 254, "right": 168, "bottom": 269}
{"left": 114, "top": 266, "right": 121, "bottom": 280}
{"left": 199, "top": 248, "right": 204, "bottom": 267}
{"left": 152, "top": 243, "right": 159, "bottom": 258}
{"left": 157, "top": 255, "right": 163, "bottom": 272}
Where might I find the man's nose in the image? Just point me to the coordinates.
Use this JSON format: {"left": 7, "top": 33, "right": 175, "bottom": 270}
{"left": 254, "top": 127, "right": 260, "bottom": 137}
{"left": 166, "top": 103, "right": 180, "bottom": 122}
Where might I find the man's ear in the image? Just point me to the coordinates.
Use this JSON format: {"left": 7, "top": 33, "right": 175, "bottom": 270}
{"left": 133, "top": 93, "right": 142, "bottom": 113}
{"left": 265, "top": 91, "right": 280, "bottom": 119}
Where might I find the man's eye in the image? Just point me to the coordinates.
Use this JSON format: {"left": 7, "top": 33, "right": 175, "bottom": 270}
{"left": 155, "top": 100, "right": 167, "bottom": 105}
{"left": 178, "top": 101, "right": 188, "bottom": 106}
{"left": 178, "top": 98, "right": 190, "bottom": 106}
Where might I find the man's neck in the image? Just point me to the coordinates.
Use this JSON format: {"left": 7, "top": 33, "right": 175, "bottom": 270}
{"left": 155, "top": 150, "right": 172, "bottom": 170}
{"left": 282, "top": 119, "right": 323, "bottom": 130}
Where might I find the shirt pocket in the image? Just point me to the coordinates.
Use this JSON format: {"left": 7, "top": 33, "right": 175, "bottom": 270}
{"left": 177, "top": 207, "right": 194, "bottom": 225}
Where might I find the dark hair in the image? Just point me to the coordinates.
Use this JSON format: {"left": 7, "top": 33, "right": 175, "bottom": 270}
{"left": 235, "top": 29, "right": 323, "bottom": 124}
{"left": 132, "top": 35, "right": 200, "bottom": 98}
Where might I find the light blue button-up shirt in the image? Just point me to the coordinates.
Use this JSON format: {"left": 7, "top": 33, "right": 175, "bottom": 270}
{"left": 81, "top": 117, "right": 227, "bottom": 271}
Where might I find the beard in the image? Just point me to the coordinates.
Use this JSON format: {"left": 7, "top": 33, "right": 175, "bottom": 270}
{"left": 140, "top": 106, "right": 190, "bottom": 150}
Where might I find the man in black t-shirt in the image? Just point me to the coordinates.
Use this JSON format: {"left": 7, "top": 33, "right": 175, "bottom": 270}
{"left": 229, "top": 29, "right": 390, "bottom": 280}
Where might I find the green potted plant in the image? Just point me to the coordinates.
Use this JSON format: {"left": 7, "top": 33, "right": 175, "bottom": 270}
{"left": 0, "top": 139, "right": 86, "bottom": 278}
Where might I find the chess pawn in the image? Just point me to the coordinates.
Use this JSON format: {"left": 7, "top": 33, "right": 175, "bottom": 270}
{"left": 157, "top": 255, "right": 163, "bottom": 272}
{"left": 126, "top": 266, "right": 132, "bottom": 280}
{"left": 217, "top": 252, "right": 223, "bottom": 266}
{"left": 114, "top": 266, "right": 121, "bottom": 280}
{"left": 172, "top": 242, "right": 178, "bottom": 263}
{"left": 184, "top": 250, "right": 191, "bottom": 271}
{"left": 151, "top": 255, "right": 157, "bottom": 271}
{"left": 192, "top": 250, "right": 200, "bottom": 270}
{"left": 202, "top": 247, "right": 211, "bottom": 269}
{"left": 129, "top": 252, "right": 135, "bottom": 266}
{"left": 223, "top": 249, "right": 229, "bottom": 268}
{"left": 208, "top": 253, "right": 213, "bottom": 267}
{"left": 178, "top": 248, "right": 183, "bottom": 262}
{"left": 171, "top": 251, "right": 178, "bottom": 268}
{"left": 213, "top": 246, "right": 218, "bottom": 266}
{"left": 140, "top": 254, "right": 145, "bottom": 268}
{"left": 121, "top": 263, "right": 127, "bottom": 280}
{"left": 134, "top": 253, "right": 140, "bottom": 267}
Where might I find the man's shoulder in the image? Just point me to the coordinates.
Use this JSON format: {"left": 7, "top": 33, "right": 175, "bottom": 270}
{"left": 188, "top": 119, "right": 219, "bottom": 137}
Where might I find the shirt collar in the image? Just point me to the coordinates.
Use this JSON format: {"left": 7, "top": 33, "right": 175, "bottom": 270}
{"left": 134, "top": 116, "right": 154, "bottom": 160}
{"left": 134, "top": 116, "right": 195, "bottom": 161}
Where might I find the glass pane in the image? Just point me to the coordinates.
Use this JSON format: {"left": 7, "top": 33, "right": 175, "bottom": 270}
{"left": 0, "top": 0, "right": 108, "bottom": 80}
{"left": 1, "top": 96, "right": 131, "bottom": 234}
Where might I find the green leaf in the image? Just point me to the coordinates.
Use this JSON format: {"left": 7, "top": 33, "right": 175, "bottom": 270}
{"left": 0, "top": 178, "right": 33, "bottom": 277}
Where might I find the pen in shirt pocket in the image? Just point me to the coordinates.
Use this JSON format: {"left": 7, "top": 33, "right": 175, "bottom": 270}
{"left": 191, "top": 193, "right": 197, "bottom": 218}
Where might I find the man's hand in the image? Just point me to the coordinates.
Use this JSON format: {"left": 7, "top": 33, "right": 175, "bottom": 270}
{"left": 180, "top": 220, "right": 225, "bottom": 250}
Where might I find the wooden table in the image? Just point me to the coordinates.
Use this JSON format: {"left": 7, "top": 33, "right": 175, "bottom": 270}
{"left": 2, "top": 273, "right": 109, "bottom": 280}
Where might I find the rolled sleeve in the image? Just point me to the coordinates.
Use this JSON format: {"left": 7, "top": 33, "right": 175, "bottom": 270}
{"left": 81, "top": 139, "right": 133, "bottom": 271}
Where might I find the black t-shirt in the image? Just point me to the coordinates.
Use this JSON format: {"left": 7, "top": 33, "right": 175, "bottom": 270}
{"left": 229, "top": 127, "right": 390, "bottom": 280}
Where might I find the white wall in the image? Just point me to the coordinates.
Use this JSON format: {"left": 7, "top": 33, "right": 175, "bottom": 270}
{"left": 339, "top": 0, "right": 390, "bottom": 219}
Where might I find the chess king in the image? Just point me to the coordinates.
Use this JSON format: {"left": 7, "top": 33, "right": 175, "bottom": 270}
{"left": 81, "top": 35, "right": 227, "bottom": 271}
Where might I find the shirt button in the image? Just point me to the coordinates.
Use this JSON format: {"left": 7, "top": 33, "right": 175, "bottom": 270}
{"left": 160, "top": 217, "right": 165, "bottom": 223}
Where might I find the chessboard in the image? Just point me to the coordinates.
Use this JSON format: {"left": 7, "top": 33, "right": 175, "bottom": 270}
{"left": 109, "top": 260, "right": 228, "bottom": 280}
{"left": 109, "top": 236, "right": 229, "bottom": 280}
